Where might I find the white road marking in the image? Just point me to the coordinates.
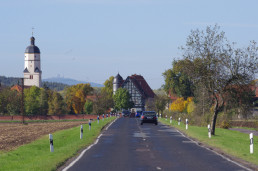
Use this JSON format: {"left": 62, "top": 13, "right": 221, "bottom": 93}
{"left": 182, "top": 141, "right": 197, "bottom": 144}
{"left": 62, "top": 118, "right": 118, "bottom": 171}
{"left": 156, "top": 166, "right": 162, "bottom": 170}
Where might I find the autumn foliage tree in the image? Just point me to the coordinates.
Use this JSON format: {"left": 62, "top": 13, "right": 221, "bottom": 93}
{"left": 65, "top": 84, "right": 93, "bottom": 114}
{"left": 170, "top": 97, "right": 193, "bottom": 113}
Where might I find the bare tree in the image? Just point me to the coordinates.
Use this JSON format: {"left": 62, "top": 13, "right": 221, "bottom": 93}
{"left": 180, "top": 25, "right": 258, "bottom": 135}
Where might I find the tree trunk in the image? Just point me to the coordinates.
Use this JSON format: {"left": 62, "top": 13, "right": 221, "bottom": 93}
{"left": 211, "top": 96, "right": 219, "bottom": 135}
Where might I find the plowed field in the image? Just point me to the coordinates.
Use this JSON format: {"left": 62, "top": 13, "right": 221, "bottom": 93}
{"left": 0, "top": 121, "right": 87, "bottom": 151}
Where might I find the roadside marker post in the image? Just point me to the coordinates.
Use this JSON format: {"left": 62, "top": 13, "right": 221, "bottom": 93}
{"left": 165, "top": 115, "right": 167, "bottom": 120}
{"left": 250, "top": 133, "right": 254, "bottom": 154}
{"left": 49, "top": 134, "right": 54, "bottom": 152}
{"left": 89, "top": 120, "right": 91, "bottom": 130}
{"left": 80, "top": 125, "right": 83, "bottom": 139}
{"left": 170, "top": 116, "right": 172, "bottom": 124}
{"left": 186, "top": 119, "right": 188, "bottom": 130}
{"left": 178, "top": 118, "right": 181, "bottom": 125}
{"left": 208, "top": 124, "right": 211, "bottom": 138}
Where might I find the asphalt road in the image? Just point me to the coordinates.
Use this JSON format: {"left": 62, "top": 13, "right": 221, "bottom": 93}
{"left": 64, "top": 118, "right": 249, "bottom": 171}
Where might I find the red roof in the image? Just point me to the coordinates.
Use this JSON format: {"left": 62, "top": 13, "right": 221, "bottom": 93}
{"left": 11, "top": 85, "right": 31, "bottom": 92}
{"left": 11, "top": 85, "right": 22, "bottom": 92}
{"left": 129, "top": 74, "right": 155, "bottom": 98}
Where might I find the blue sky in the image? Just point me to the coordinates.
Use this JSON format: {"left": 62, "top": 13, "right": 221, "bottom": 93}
{"left": 1, "top": 0, "right": 258, "bottom": 89}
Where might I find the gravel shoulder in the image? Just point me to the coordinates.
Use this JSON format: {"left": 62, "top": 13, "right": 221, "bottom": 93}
{"left": 229, "top": 128, "right": 258, "bottom": 136}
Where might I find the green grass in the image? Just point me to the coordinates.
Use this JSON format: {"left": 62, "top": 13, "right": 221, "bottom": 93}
{"left": 0, "top": 117, "right": 115, "bottom": 171}
{"left": 159, "top": 118, "right": 258, "bottom": 166}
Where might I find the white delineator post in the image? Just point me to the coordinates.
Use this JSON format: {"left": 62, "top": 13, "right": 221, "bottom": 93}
{"left": 49, "top": 134, "right": 54, "bottom": 152}
{"left": 170, "top": 116, "right": 172, "bottom": 124}
{"left": 186, "top": 119, "right": 188, "bottom": 130}
{"left": 178, "top": 118, "right": 181, "bottom": 125}
{"left": 80, "top": 125, "right": 83, "bottom": 139}
{"left": 165, "top": 115, "right": 167, "bottom": 120}
{"left": 250, "top": 133, "right": 253, "bottom": 154}
{"left": 208, "top": 124, "right": 211, "bottom": 138}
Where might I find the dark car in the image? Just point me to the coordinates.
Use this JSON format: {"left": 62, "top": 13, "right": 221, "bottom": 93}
{"left": 140, "top": 111, "right": 158, "bottom": 125}
{"left": 122, "top": 110, "right": 130, "bottom": 117}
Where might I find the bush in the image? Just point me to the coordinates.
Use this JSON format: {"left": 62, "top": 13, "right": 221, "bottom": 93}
{"left": 220, "top": 120, "right": 231, "bottom": 129}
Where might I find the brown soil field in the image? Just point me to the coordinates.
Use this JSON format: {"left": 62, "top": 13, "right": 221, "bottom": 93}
{"left": 0, "top": 121, "right": 88, "bottom": 152}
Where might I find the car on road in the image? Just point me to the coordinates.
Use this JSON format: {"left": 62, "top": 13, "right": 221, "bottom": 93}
{"left": 135, "top": 110, "right": 142, "bottom": 117}
{"left": 122, "top": 110, "right": 130, "bottom": 117}
{"left": 140, "top": 111, "right": 158, "bottom": 125}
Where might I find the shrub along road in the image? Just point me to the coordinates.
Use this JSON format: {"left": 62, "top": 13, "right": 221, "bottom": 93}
{"left": 64, "top": 118, "right": 250, "bottom": 171}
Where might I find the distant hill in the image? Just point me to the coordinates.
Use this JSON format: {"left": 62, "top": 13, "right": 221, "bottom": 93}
{"left": 0, "top": 76, "right": 103, "bottom": 91}
{"left": 43, "top": 77, "right": 104, "bottom": 87}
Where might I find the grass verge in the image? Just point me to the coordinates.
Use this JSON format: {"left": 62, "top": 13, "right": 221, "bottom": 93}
{"left": 159, "top": 118, "right": 258, "bottom": 166}
{"left": 0, "top": 117, "right": 116, "bottom": 171}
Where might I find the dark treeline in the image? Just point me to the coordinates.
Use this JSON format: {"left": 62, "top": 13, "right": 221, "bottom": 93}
{"left": 0, "top": 76, "right": 69, "bottom": 91}
{"left": 0, "top": 81, "right": 115, "bottom": 116}
{"left": 43, "top": 81, "right": 69, "bottom": 91}
{"left": 0, "top": 76, "right": 19, "bottom": 86}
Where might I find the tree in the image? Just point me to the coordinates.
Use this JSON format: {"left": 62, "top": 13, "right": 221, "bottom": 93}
{"left": 113, "top": 88, "right": 133, "bottom": 111}
{"left": 170, "top": 97, "right": 186, "bottom": 113}
{"left": 163, "top": 60, "right": 194, "bottom": 99}
{"left": 100, "top": 76, "right": 114, "bottom": 109}
{"left": 179, "top": 25, "right": 258, "bottom": 135}
{"left": 0, "top": 88, "right": 21, "bottom": 115}
{"left": 84, "top": 100, "right": 93, "bottom": 114}
{"left": 39, "top": 88, "right": 48, "bottom": 115}
{"left": 48, "top": 91, "right": 66, "bottom": 115}
{"left": 65, "top": 84, "right": 93, "bottom": 114}
{"left": 155, "top": 95, "right": 169, "bottom": 115}
{"left": 101, "top": 76, "right": 114, "bottom": 97}
{"left": 24, "top": 86, "right": 41, "bottom": 115}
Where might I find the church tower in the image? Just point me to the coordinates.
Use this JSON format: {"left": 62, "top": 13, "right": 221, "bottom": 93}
{"left": 23, "top": 36, "right": 42, "bottom": 87}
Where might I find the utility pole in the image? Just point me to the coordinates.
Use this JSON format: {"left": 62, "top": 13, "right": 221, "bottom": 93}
{"left": 20, "top": 77, "right": 30, "bottom": 124}
{"left": 202, "top": 87, "right": 204, "bottom": 116}
{"left": 21, "top": 78, "right": 25, "bottom": 124}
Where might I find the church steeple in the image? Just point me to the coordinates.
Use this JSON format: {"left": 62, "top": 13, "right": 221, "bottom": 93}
{"left": 30, "top": 36, "right": 35, "bottom": 45}
{"left": 24, "top": 34, "right": 42, "bottom": 88}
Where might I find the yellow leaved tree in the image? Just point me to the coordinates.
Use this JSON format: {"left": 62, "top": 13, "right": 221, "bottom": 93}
{"left": 65, "top": 84, "right": 93, "bottom": 114}
{"left": 170, "top": 97, "right": 194, "bottom": 113}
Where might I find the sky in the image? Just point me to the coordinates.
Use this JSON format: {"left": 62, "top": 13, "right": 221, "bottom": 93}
{"left": 0, "top": 0, "right": 258, "bottom": 89}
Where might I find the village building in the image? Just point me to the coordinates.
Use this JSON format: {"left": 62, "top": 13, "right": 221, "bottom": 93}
{"left": 113, "top": 74, "right": 155, "bottom": 111}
